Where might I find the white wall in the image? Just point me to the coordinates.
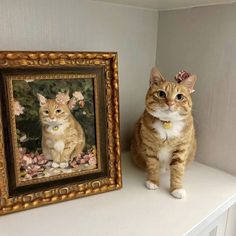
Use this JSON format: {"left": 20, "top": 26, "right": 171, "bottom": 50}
{"left": 157, "top": 4, "right": 236, "bottom": 175}
{"left": 0, "top": 0, "right": 158, "bottom": 150}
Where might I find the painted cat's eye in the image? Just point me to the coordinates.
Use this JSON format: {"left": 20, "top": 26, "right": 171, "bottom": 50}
{"left": 55, "top": 109, "right": 62, "bottom": 113}
{"left": 156, "top": 90, "right": 166, "bottom": 99}
{"left": 44, "top": 110, "right": 49, "bottom": 114}
{"left": 176, "top": 93, "right": 185, "bottom": 101}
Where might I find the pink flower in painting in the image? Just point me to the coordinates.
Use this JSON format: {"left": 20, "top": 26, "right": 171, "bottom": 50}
{"left": 70, "top": 160, "right": 79, "bottom": 168}
{"left": 73, "top": 91, "right": 84, "bottom": 101}
{"left": 75, "top": 154, "right": 82, "bottom": 162}
{"left": 14, "top": 100, "right": 25, "bottom": 116}
{"left": 19, "top": 147, "right": 26, "bottom": 155}
{"left": 56, "top": 92, "right": 70, "bottom": 104}
{"left": 83, "top": 154, "right": 91, "bottom": 162}
{"left": 37, "top": 154, "right": 47, "bottom": 165}
{"left": 79, "top": 100, "right": 85, "bottom": 108}
{"left": 88, "top": 156, "right": 97, "bottom": 165}
{"left": 68, "top": 97, "right": 77, "bottom": 110}
{"left": 80, "top": 159, "right": 86, "bottom": 164}
{"left": 30, "top": 165, "right": 42, "bottom": 172}
{"left": 33, "top": 156, "right": 38, "bottom": 163}
{"left": 68, "top": 92, "right": 85, "bottom": 110}
{"left": 22, "top": 155, "right": 33, "bottom": 165}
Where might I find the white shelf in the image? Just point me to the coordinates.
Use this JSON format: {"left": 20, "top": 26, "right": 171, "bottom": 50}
{"left": 93, "top": 0, "right": 236, "bottom": 10}
{"left": 0, "top": 152, "right": 236, "bottom": 236}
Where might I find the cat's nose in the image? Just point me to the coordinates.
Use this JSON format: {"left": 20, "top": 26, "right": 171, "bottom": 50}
{"left": 167, "top": 101, "right": 175, "bottom": 107}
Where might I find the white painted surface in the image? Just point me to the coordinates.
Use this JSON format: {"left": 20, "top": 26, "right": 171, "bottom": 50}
{"left": 156, "top": 4, "right": 236, "bottom": 176}
{"left": 197, "top": 211, "right": 228, "bottom": 236}
{"left": 93, "top": 0, "right": 236, "bottom": 10}
{"left": 0, "top": 0, "right": 158, "bottom": 150}
{"left": 225, "top": 204, "right": 236, "bottom": 236}
{"left": 0, "top": 152, "right": 236, "bottom": 236}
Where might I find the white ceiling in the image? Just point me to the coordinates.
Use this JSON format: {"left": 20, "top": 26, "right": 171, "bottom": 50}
{"left": 93, "top": 0, "right": 236, "bottom": 10}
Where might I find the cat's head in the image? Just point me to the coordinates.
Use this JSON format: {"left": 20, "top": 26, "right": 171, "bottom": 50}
{"left": 145, "top": 67, "right": 197, "bottom": 121}
{"left": 37, "top": 93, "right": 71, "bottom": 125}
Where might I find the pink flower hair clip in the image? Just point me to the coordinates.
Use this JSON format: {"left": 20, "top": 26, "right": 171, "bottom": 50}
{"left": 55, "top": 90, "right": 85, "bottom": 110}
{"left": 175, "top": 70, "right": 195, "bottom": 93}
{"left": 175, "top": 70, "right": 191, "bottom": 83}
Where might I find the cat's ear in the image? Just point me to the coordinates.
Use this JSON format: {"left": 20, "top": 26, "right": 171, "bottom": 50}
{"left": 150, "top": 67, "right": 165, "bottom": 86}
{"left": 180, "top": 75, "right": 197, "bottom": 93}
{"left": 37, "top": 93, "right": 47, "bottom": 106}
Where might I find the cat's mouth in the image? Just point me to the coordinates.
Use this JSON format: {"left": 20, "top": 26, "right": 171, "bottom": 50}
{"left": 44, "top": 120, "right": 61, "bottom": 126}
{"left": 162, "top": 104, "right": 176, "bottom": 112}
{"left": 147, "top": 107, "right": 175, "bottom": 119}
{"left": 165, "top": 107, "right": 174, "bottom": 112}
{"left": 148, "top": 106, "right": 185, "bottom": 121}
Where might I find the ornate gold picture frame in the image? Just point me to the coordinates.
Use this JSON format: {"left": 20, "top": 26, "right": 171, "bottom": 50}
{"left": 0, "top": 51, "right": 121, "bottom": 215}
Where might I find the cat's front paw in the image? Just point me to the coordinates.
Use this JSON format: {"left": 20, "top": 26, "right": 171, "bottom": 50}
{"left": 171, "top": 188, "right": 186, "bottom": 199}
{"left": 60, "top": 162, "right": 69, "bottom": 169}
{"left": 145, "top": 180, "right": 159, "bottom": 190}
{"left": 52, "top": 162, "right": 60, "bottom": 168}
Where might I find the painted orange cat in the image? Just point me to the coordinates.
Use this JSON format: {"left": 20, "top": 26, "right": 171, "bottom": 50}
{"left": 37, "top": 93, "right": 85, "bottom": 169}
{"left": 131, "top": 67, "right": 197, "bottom": 199}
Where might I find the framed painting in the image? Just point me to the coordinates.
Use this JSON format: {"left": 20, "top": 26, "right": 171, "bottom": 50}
{"left": 0, "top": 51, "right": 121, "bottom": 215}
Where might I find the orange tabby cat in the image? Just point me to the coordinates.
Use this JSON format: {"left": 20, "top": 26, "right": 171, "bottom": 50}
{"left": 37, "top": 93, "right": 85, "bottom": 169}
{"left": 131, "top": 67, "right": 197, "bottom": 199}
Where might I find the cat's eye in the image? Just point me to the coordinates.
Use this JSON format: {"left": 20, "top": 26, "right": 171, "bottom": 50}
{"left": 176, "top": 94, "right": 185, "bottom": 101}
{"left": 156, "top": 90, "right": 166, "bottom": 99}
{"left": 44, "top": 110, "right": 49, "bottom": 114}
{"left": 55, "top": 109, "right": 62, "bottom": 113}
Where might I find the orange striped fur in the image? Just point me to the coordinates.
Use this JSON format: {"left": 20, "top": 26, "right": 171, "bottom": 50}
{"left": 131, "top": 67, "right": 197, "bottom": 199}
{"left": 37, "top": 94, "right": 85, "bottom": 168}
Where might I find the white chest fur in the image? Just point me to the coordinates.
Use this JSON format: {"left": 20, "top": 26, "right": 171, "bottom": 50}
{"left": 149, "top": 109, "right": 185, "bottom": 140}
{"left": 153, "top": 119, "right": 184, "bottom": 140}
{"left": 54, "top": 140, "right": 65, "bottom": 154}
{"left": 45, "top": 139, "right": 65, "bottom": 154}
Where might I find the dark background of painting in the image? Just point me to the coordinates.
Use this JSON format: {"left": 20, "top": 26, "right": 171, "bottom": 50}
{"left": 13, "top": 78, "right": 96, "bottom": 153}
